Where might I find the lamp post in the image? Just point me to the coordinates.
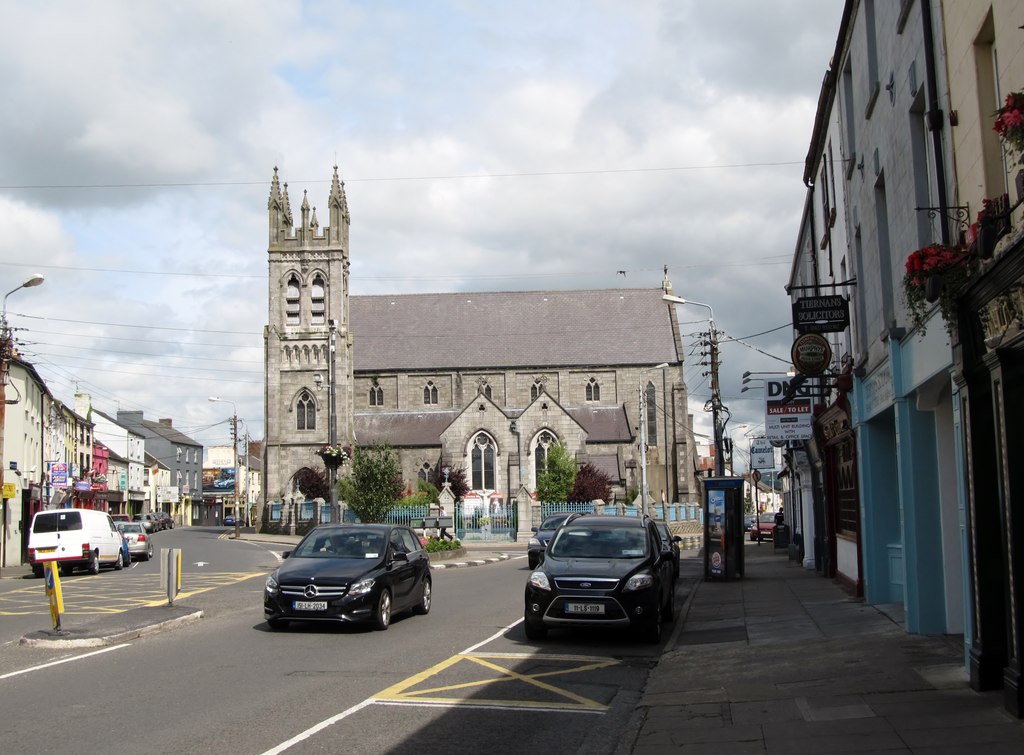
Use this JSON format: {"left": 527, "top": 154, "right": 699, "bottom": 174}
{"left": 208, "top": 396, "right": 239, "bottom": 538}
{"left": 1, "top": 274, "right": 44, "bottom": 573}
{"left": 663, "top": 294, "right": 724, "bottom": 476}
{"left": 639, "top": 362, "right": 670, "bottom": 516}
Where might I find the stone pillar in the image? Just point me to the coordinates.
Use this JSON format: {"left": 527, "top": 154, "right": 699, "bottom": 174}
{"left": 515, "top": 486, "right": 534, "bottom": 542}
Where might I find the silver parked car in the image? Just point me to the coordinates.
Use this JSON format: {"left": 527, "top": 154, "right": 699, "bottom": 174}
{"left": 117, "top": 522, "right": 154, "bottom": 561}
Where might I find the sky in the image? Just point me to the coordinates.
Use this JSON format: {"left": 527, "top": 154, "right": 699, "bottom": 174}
{"left": 0, "top": 0, "right": 845, "bottom": 461}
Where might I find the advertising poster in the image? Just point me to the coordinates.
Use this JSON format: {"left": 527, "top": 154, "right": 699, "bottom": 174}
{"left": 203, "top": 467, "right": 236, "bottom": 494}
{"left": 707, "top": 490, "right": 726, "bottom": 577}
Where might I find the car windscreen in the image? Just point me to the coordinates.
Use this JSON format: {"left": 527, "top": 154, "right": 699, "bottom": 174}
{"left": 548, "top": 526, "right": 648, "bottom": 559}
{"left": 292, "top": 530, "right": 385, "bottom": 559}
{"left": 32, "top": 511, "right": 83, "bottom": 533}
{"left": 119, "top": 524, "right": 143, "bottom": 533}
{"left": 540, "top": 515, "right": 570, "bottom": 531}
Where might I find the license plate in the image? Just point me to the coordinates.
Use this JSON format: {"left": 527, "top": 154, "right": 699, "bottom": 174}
{"left": 293, "top": 601, "right": 327, "bottom": 611}
{"left": 565, "top": 602, "right": 605, "bottom": 614}
{"left": 37, "top": 547, "right": 56, "bottom": 553}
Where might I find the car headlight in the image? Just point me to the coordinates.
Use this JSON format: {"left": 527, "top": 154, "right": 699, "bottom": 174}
{"left": 265, "top": 573, "right": 280, "bottom": 595}
{"left": 349, "top": 577, "right": 375, "bottom": 596}
{"left": 528, "top": 537, "right": 541, "bottom": 548}
{"left": 623, "top": 571, "right": 654, "bottom": 592}
{"left": 528, "top": 570, "right": 551, "bottom": 591}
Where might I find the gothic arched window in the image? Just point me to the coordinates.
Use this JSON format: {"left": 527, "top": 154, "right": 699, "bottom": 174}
{"left": 369, "top": 380, "right": 383, "bottom": 406}
{"left": 418, "top": 462, "right": 432, "bottom": 482}
{"left": 424, "top": 381, "right": 438, "bottom": 405}
{"left": 534, "top": 430, "right": 556, "bottom": 481}
{"left": 286, "top": 275, "right": 301, "bottom": 326}
{"left": 296, "top": 390, "right": 316, "bottom": 431}
{"left": 586, "top": 377, "right": 600, "bottom": 402}
{"left": 646, "top": 382, "right": 657, "bottom": 447}
{"left": 471, "top": 433, "right": 495, "bottom": 490}
{"left": 479, "top": 382, "right": 492, "bottom": 399}
{"left": 531, "top": 379, "right": 544, "bottom": 401}
{"left": 310, "top": 274, "right": 326, "bottom": 325}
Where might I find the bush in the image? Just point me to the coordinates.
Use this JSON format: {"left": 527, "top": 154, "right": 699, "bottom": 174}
{"left": 423, "top": 537, "right": 462, "bottom": 552}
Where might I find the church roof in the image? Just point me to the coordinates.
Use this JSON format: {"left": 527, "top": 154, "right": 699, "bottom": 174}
{"left": 349, "top": 288, "right": 678, "bottom": 371}
{"left": 566, "top": 405, "right": 633, "bottom": 442}
{"left": 354, "top": 410, "right": 461, "bottom": 447}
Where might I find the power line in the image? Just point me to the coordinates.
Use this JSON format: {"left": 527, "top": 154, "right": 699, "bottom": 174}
{"left": 0, "top": 160, "right": 804, "bottom": 191}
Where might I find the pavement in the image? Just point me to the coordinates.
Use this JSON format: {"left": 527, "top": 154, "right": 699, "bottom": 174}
{"left": 624, "top": 544, "right": 1024, "bottom": 754}
{"left": 8, "top": 532, "right": 1024, "bottom": 752}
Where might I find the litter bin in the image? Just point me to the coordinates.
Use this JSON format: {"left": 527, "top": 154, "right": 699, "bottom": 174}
{"left": 773, "top": 512, "right": 790, "bottom": 550}
{"left": 703, "top": 477, "right": 745, "bottom": 580}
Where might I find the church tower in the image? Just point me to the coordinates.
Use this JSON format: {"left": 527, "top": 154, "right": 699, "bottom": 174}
{"left": 263, "top": 167, "right": 354, "bottom": 511}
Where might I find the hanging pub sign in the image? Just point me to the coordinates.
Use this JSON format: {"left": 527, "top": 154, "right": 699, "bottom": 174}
{"left": 792, "top": 295, "right": 849, "bottom": 334}
{"left": 791, "top": 333, "right": 832, "bottom": 377}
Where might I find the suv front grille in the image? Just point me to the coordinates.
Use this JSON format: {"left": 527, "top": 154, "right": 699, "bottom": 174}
{"left": 553, "top": 577, "right": 619, "bottom": 591}
{"left": 280, "top": 584, "right": 349, "bottom": 599}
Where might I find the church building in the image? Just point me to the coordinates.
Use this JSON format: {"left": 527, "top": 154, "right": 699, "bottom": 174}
{"left": 263, "top": 168, "right": 700, "bottom": 527}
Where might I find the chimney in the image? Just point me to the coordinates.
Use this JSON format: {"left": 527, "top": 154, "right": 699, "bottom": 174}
{"left": 159, "top": 418, "right": 173, "bottom": 427}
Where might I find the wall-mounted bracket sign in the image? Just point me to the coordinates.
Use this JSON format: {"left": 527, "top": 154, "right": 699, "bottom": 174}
{"left": 791, "top": 333, "right": 832, "bottom": 377}
{"left": 792, "top": 295, "right": 849, "bottom": 334}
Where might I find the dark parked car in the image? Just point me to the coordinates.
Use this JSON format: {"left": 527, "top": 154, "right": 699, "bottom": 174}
{"left": 132, "top": 513, "right": 158, "bottom": 534}
{"left": 524, "top": 515, "right": 676, "bottom": 644}
{"left": 223, "top": 515, "right": 236, "bottom": 527}
{"left": 264, "top": 524, "right": 432, "bottom": 631}
{"left": 154, "top": 511, "right": 174, "bottom": 530}
{"left": 527, "top": 513, "right": 576, "bottom": 569}
{"left": 654, "top": 521, "right": 682, "bottom": 579}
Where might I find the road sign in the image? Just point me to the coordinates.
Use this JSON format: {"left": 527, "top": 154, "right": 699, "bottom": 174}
{"left": 765, "top": 378, "right": 813, "bottom": 441}
{"left": 792, "top": 295, "right": 849, "bottom": 334}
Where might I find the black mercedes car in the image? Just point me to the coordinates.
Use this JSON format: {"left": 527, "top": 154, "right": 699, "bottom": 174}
{"left": 264, "top": 524, "right": 432, "bottom": 631}
{"left": 524, "top": 515, "right": 676, "bottom": 644}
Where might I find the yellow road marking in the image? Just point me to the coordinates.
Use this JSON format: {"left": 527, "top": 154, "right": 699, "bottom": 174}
{"left": 374, "top": 652, "right": 617, "bottom": 711}
{"left": 0, "top": 572, "right": 264, "bottom": 615}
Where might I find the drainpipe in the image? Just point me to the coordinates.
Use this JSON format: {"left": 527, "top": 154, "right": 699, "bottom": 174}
{"left": 921, "top": 0, "right": 950, "bottom": 245}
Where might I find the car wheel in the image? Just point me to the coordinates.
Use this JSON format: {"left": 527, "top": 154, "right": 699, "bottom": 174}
{"left": 661, "top": 585, "right": 675, "bottom": 622}
{"left": 88, "top": 550, "right": 100, "bottom": 575}
{"left": 32, "top": 565, "right": 43, "bottom": 578}
{"left": 638, "top": 610, "right": 662, "bottom": 644}
{"left": 114, "top": 551, "right": 124, "bottom": 570}
{"left": 373, "top": 589, "right": 392, "bottom": 630}
{"left": 267, "top": 618, "right": 289, "bottom": 631}
{"left": 527, "top": 554, "right": 538, "bottom": 570}
{"left": 524, "top": 617, "right": 547, "bottom": 640}
{"left": 144, "top": 547, "right": 153, "bottom": 561}
{"left": 413, "top": 577, "right": 432, "bottom": 615}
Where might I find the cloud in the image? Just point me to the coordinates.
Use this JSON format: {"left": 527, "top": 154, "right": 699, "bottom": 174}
{"left": 0, "top": 0, "right": 845, "bottom": 449}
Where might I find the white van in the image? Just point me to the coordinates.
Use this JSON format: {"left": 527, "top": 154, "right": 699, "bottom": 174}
{"left": 27, "top": 508, "right": 125, "bottom": 577}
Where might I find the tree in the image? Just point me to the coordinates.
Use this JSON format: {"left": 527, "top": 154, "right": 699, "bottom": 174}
{"left": 536, "top": 442, "right": 576, "bottom": 502}
{"left": 293, "top": 466, "right": 329, "bottom": 501}
{"left": 431, "top": 463, "right": 470, "bottom": 501}
{"left": 338, "top": 442, "right": 404, "bottom": 522}
{"left": 569, "top": 462, "right": 613, "bottom": 502}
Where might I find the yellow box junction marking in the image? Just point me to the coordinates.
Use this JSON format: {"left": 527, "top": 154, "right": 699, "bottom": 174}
{"left": 374, "top": 652, "right": 618, "bottom": 712}
{"left": 0, "top": 572, "right": 264, "bottom": 615}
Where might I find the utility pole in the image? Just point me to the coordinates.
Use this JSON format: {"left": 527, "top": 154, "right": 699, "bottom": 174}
{"left": 328, "top": 319, "right": 338, "bottom": 521}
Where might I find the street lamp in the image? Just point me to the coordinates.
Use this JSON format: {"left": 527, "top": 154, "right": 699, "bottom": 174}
{"left": 639, "top": 363, "right": 669, "bottom": 515}
{"left": 1, "top": 274, "right": 45, "bottom": 575}
{"left": 208, "top": 396, "right": 240, "bottom": 537}
{"left": 663, "top": 293, "right": 724, "bottom": 475}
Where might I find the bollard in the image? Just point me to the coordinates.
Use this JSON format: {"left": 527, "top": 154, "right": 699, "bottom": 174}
{"left": 160, "top": 548, "right": 182, "bottom": 605}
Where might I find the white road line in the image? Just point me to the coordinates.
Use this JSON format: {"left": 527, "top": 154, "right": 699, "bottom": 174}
{"left": 261, "top": 616, "right": 528, "bottom": 754}
{"left": 0, "top": 643, "right": 131, "bottom": 680}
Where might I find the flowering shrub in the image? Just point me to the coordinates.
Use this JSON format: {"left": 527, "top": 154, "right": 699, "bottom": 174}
{"left": 903, "top": 244, "right": 972, "bottom": 335}
{"left": 994, "top": 91, "right": 1024, "bottom": 163}
{"left": 424, "top": 536, "right": 462, "bottom": 553}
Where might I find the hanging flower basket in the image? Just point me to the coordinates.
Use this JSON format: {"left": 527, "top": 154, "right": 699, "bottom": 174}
{"left": 994, "top": 91, "right": 1024, "bottom": 165}
{"left": 316, "top": 444, "right": 349, "bottom": 468}
{"left": 903, "top": 244, "right": 973, "bottom": 336}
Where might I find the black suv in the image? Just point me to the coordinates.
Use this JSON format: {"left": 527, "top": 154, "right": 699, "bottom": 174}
{"left": 523, "top": 515, "right": 676, "bottom": 643}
